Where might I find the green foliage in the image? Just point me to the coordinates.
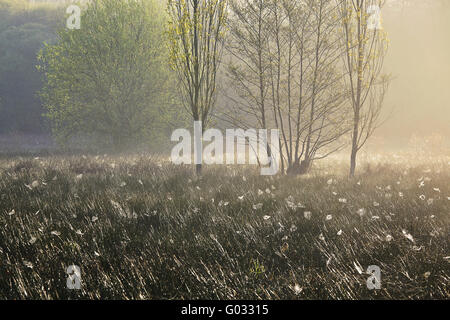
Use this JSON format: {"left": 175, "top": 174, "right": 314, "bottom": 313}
{"left": 39, "top": 0, "right": 184, "bottom": 150}
{"left": 166, "top": 0, "right": 228, "bottom": 125}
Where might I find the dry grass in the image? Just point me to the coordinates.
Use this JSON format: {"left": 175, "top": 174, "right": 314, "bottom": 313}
{"left": 0, "top": 153, "right": 448, "bottom": 299}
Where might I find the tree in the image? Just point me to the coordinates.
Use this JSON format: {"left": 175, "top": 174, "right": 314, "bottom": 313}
{"left": 167, "top": 0, "right": 228, "bottom": 174}
{"left": 221, "top": 0, "right": 273, "bottom": 167}
{"left": 338, "top": 0, "right": 390, "bottom": 177}
{"left": 38, "top": 0, "right": 176, "bottom": 150}
{"left": 223, "top": 0, "right": 349, "bottom": 175}
{"left": 273, "top": 0, "right": 349, "bottom": 175}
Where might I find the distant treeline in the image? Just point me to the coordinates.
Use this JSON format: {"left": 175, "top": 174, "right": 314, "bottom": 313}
{"left": 0, "top": 0, "right": 185, "bottom": 153}
{"left": 0, "top": 0, "right": 65, "bottom": 134}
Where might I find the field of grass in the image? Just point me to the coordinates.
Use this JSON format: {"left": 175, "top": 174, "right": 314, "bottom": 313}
{"left": 0, "top": 153, "right": 448, "bottom": 299}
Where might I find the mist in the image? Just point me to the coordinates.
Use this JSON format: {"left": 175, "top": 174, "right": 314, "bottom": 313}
{"left": 379, "top": 1, "right": 450, "bottom": 149}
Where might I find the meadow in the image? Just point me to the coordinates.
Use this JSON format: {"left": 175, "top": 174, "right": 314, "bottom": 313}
{"left": 0, "top": 153, "right": 448, "bottom": 299}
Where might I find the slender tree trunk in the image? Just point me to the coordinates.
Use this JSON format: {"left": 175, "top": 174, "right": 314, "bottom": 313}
{"left": 350, "top": 110, "right": 359, "bottom": 177}
{"left": 350, "top": 3, "right": 363, "bottom": 178}
{"left": 349, "top": 141, "right": 357, "bottom": 177}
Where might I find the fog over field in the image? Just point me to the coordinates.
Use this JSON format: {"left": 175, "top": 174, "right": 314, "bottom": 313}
{"left": 380, "top": 1, "right": 450, "bottom": 148}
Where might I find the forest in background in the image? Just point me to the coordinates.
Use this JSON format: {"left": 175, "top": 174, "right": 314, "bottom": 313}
{"left": 0, "top": 0, "right": 186, "bottom": 152}
{"left": 0, "top": 0, "right": 62, "bottom": 134}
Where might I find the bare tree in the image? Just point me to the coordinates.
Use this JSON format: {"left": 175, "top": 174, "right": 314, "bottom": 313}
{"left": 338, "top": 0, "right": 390, "bottom": 177}
{"left": 223, "top": 0, "right": 350, "bottom": 174}
{"left": 266, "top": 0, "right": 349, "bottom": 174}
{"left": 167, "top": 0, "right": 228, "bottom": 174}
{"left": 275, "top": 0, "right": 349, "bottom": 175}
{"left": 218, "top": 0, "right": 278, "bottom": 169}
